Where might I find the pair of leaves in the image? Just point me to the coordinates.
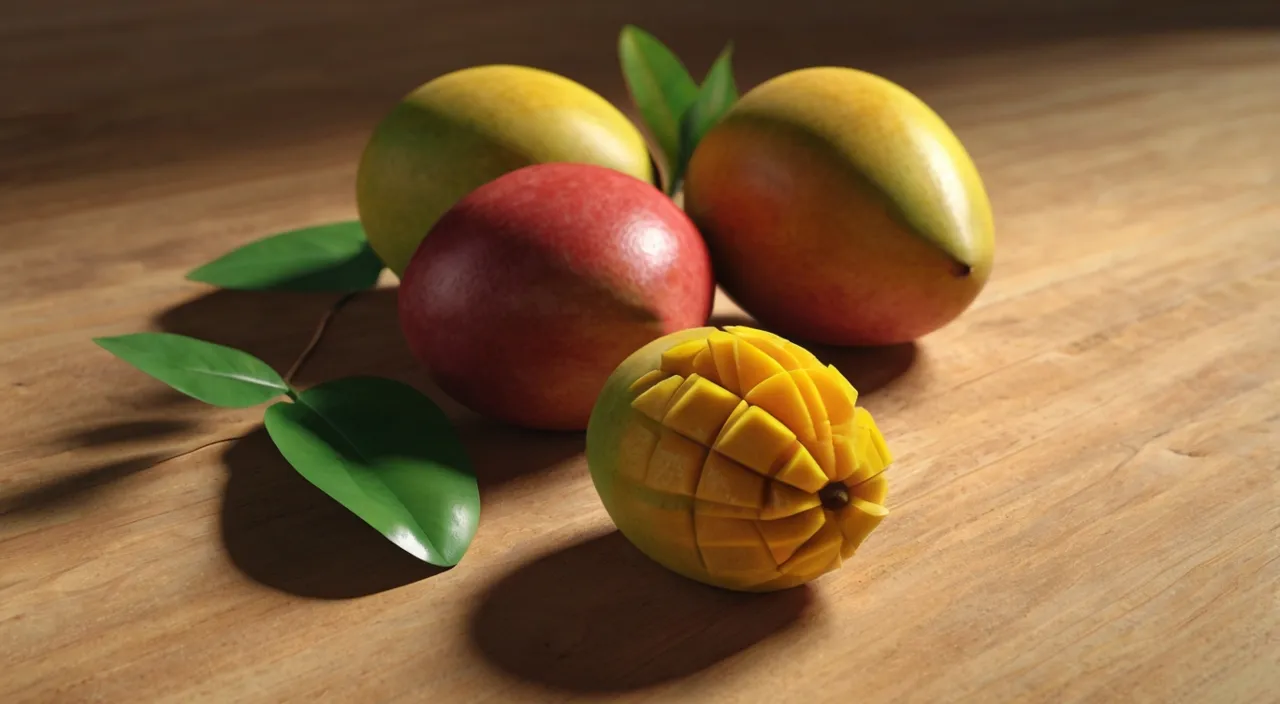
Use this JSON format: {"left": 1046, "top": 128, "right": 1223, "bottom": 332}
{"left": 619, "top": 25, "right": 739, "bottom": 195}
{"left": 186, "top": 221, "right": 384, "bottom": 293}
{"left": 94, "top": 333, "right": 478, "bottom": 567}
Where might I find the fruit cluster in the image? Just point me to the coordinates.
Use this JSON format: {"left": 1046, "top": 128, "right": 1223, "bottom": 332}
{"left": 354, "top": 28, "right": 993, "bottom": 590}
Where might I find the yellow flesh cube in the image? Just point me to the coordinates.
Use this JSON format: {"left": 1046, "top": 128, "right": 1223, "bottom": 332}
{"left": 779, "top": 519, "right": 844, "bottom": 578}
{"left": 628, "top": 369, "right": 668, "bottom": 394}
{"left": 662, "top": 374, "right": 742, "bottom": 446}
{"left": 692, "top": 347, "right": 720, "bottom": 383}
{"left": 696, "top": 452, "right": 767, "bottom": 508}
{"left": 617, "top": 419, "right": 659, "bottom": 482}
{"left": 831, "top": 433, "right": 858, "bottom": 483}
{"left": 757, "top": 507, "right": 826, "bottom": 564}
{"left": 645, "top": 429, "right": 706, "bottom": 496}
{"left": 788, "top": 370, "right": 830, "bottom": 429}
{"left": 706, "top": 331, "right": 742, "bottom": 396}
{"left": 733, "top": 338, "right": 789, "bottom": 395}
{"left": 718, "top": 400, "right": 751, "bottom": 440}
{"left": 695, "top": 514, "right": 775, "bottom": 575}
{"left": 615, "top": 494, "right": 702, "bottom": 575}
{"left": 784, "top": 342, "right": 825, "bottom": 370}
{"left": 838, "top": 498, "right": 889, "bottom": 559}
{"left": 857, "top": 406, "right": 894, "bottom": 466}
{"left": 852, "top": 473, "right": 888, "bottom": 505}
{"left": 660, "top": 340, "right": 706, "bottom": 377}
{"left": 726, "top": 327, "right": 802, "bottom": 370}
{"left": 826, "top": 365, "right": 859, "bottom": 407}
{"left": 726, "top": 326, "right": 824, "bottom": 369}
{"left": 804, "top": 368, "right": 856, "bottom": 425}
{"left": 844, "top": 419, "right": 886, "bottom": 485}
{"left": 772, "top": 443, "right": 829, "bottom": 492}
{"left": 761, "top": 481, "right": 823, "bottom": 519}
{"left": 744, "top": 372, "right": 816, "bottom": 443}
{"left": 694, "top": 500, "right": 762, "bottom": 519}
{"left": 711, "top": 406, "right": 797, "bottom": 477}
{"left": 632, "top": 374, "right": 685, "bottom": 423}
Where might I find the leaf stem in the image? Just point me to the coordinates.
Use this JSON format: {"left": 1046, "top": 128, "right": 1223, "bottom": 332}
{"left": 284, "top": 292, "right": 358, "bottom": 385}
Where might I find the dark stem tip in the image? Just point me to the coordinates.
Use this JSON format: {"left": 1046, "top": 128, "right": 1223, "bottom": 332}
{"left": 819, "top": 482, "right": 851, "bottom": 510}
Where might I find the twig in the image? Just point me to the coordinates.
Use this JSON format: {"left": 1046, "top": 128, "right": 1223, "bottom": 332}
{"left": 284, "top": 292, "right": 358, "bottom": 385}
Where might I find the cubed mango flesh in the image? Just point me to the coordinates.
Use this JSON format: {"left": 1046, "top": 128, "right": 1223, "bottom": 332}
{"left": 586, "top": 326, "right": 893, "bottom": 592}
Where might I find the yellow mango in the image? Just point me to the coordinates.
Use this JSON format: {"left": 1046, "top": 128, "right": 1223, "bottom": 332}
{"left": 357, "top": 65, "right": 652, "bottom": 276}
{"left": 586, "top": 326, "right": 893, "bottom": 592}
{"left": 684, "top": 67, "right": 994, "bottom": 346}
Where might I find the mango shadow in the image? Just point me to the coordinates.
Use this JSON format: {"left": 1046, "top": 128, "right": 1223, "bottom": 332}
{"left": 469, "top": 530, "right": 814, "bottom": 692}
{"left": 813, "top": 341, "right": 918, "bottom": 396}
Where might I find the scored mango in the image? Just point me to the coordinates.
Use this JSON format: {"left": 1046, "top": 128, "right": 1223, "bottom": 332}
{"left": 586, "top": 325, "right": 893, "bottom": 592}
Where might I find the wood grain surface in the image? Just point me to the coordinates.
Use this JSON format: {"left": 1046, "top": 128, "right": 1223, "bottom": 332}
{"left": 2, "top": 2, "right": 1278, "bottom": 702}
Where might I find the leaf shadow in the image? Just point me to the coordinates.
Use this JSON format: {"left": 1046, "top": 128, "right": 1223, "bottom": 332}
{"left": 219, "top": 427, "right": 443, "bottom": 599}
{"left": 0, "top": 454, "right": 164, "bottom": 518}
{"left": 469, "top": 530, "right": 816, "bottom": 692}
{"left": 58, "top": 419, "right": 200, "bottom": 449}
{"left": 153, "top": 288, "right": 352, "bottom": 376}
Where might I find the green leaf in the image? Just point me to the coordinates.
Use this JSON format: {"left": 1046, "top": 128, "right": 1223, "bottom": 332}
{"left": 618, "top": 24, "right": 699, "bottom": 190}
{"left": 94, "top": 332, "right": 289, "bottom": 407}
{"left": 186, "top": 221, "right": 384, "bottom": 292}
{"left": 670, "top": 43, "right": 739, "bottom": 195}
{"left": 264, "top": 377, "right": 480, "bottom": 567}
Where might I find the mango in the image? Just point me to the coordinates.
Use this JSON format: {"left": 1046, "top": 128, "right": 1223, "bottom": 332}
{"left": 399, "top": 163, "right": 713, "bottom": 431}
{"left": 358, "top": 65, "right": 653, "bottom": 276}
{"left": 684, "top": 67, "right": 995, "bottom": 345}
{"left": 586, "top": 326, "right": 892, "bottom": 591}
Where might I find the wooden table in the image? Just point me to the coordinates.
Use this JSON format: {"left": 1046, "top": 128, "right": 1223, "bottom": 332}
{"left": 2, "top": 3, "right": 1278, "bottom": 702}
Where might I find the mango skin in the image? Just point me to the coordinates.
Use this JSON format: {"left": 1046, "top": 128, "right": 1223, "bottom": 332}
{"left": 684, "top": 67, "right": 995, "bottom": 345}
{"left": 357, "top": 65, "right": 653, "bottom": 276}
{"left": 399, "top": 163, "right": 713, "bottom": 431}
{"left": 586, "top": 326, "right": 891, "bottom": 592}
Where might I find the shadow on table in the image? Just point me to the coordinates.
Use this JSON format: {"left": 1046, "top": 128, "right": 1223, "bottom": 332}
{"left": 469, "top": 530, "right": 815, "bottom": 692}
{"left": 60, "top": 419, "right": 200, "bottom": 448}
{"left": 219, "top": 427, "right": 444, "bottom": 599}
{"left": 456, "top": 420, "right": 584, "bottom": 489}
{"left": 154, "top": 287, "right": 366, "bottom": 381}
{"left": 0, "top": 454, "right": 166, "bottom": 518}
{"left": 218, "top": 416, "right": 584, "bottom": 598}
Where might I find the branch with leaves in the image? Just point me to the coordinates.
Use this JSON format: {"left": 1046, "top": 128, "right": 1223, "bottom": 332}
{"left": 95, "top": 24, "right": 738, "bottom": 570}
{"left": 95, "top": 333, "right": 480, "bottom": 567}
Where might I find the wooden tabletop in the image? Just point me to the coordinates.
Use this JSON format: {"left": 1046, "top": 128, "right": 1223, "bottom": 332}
{"left": 2, "top": 2, "right": 1278, "bottom": 702}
